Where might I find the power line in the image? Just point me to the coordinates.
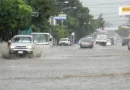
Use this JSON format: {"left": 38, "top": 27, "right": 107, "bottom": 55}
{"left": 103, "top": 16, "right": 123, "bottom": 18}
{"left": 81, "top": 1, "right": 130, "bottom": 5}
{"left": 106, "top": 19, "right": 128, "bottom": 21}
{"left": 103, "top": 13, "right": 118, "bottom": 15}
{"left": 83, "top": 2, "right": 122, "bottom": 6}
{"left": 93, "top": 13, "right": 118, "bottom": 17}
{"left": 87, "top": 6, "right": 119, "bottom": 8}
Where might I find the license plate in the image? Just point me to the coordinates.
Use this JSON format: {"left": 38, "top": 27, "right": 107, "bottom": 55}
{"left": 18, "top": 51, "right": 23, "bottom": 54}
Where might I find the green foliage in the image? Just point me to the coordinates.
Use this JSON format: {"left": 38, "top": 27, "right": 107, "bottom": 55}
{"left": 55, "top": 0, "right": 94, "bottom": 39}
{"left": 53, "top": 25, "right": 70, "bottom": 40}
{"left": 116, "top": 26, "right": 130, "bottom": 37}
{"left": 64, "top": 15, "right": 79, "bottom": 29}
{"left": 0, "top": 0, "right": 32, "bottom": 30}
{"left": 96, "top": 13, "right": 105, "bottom": 30}
{"left": 30, "top": 0, "right": 56, "bottom": 32}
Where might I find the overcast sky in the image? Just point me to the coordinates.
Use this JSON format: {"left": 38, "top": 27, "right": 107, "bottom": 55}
{"left": 79, "top": 0, "right": 130, "bottom": 26}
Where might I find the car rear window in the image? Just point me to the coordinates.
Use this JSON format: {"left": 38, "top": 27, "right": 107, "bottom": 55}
{"left": 81, "top": 38, "right": 92, "bottom": 42}
{"left": 60, "top": 38, "right": 68, "bottom": 41}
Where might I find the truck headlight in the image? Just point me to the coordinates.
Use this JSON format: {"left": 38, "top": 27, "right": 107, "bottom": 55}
{"left": 27, "top": 46, "right": 32, "bottom": 49}
{"left": 10, "top": 45, "right": 15, "bottom": 49}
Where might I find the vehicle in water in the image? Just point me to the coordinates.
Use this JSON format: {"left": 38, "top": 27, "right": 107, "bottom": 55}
{"left": 59, "top": 38, "right": 71, "bottom": 46}
{"left": 122, "top": 38, "right": 130, "bottom": 46}
{"left": 96, "top": 34, "right": 108, "bottom": 46}
{"left": 8, "top": 35, "right": 35, "bottom": 56}
{"left": 79, "top": 37, "right": 94, "bottom": 48}
{"left": 108, "top": 37, "right": 115, "bottom": 45}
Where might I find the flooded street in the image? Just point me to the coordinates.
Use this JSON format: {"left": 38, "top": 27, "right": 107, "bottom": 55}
{"left": 0, "top": 44, "right": 130, "bottom": 90}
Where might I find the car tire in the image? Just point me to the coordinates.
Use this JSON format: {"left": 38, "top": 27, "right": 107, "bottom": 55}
{"left": 122, "top": 43, "right": 125, "bottom": 46}
{"left": 28, "top": 54, "right": 33, "bottom": 58}
{"left": 90, "top": 46, "right": 93, "bottom": 48}
{"left": 80, "top": 46, "right": 82, "bottom": 48}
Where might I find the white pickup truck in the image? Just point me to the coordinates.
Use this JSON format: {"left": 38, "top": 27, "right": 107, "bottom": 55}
{"left": 96, "top": 35, "right": 108, "bottom": 46}
{"left": 8, "top": 35, "right": 35, "bottom": 56}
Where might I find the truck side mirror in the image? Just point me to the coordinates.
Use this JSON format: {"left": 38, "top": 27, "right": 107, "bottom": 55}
{"left": 8, "top": 40, "right": 11, "bottom": 44}
{"left": 50, "top": 38, "right": 52, "bottom": 41}
{"left": 8, "top": 40, "right": 11, "bottom": 46}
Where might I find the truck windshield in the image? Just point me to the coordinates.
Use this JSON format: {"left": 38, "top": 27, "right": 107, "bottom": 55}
{"left": 32, "top": 34, "right": 50, "bottom": 43}
{"left": 12, "top": 37, "right": 33, "bottom": 43}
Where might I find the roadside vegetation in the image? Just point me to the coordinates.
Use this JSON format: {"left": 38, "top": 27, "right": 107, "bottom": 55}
{"left": 116, "top": 26, "right": 130, "bottom": 38}
{"left": 0, "top": 0, "right": 105, "bottom": 42}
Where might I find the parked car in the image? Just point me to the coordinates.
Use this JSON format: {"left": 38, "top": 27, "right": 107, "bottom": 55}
{"left": 122, "top": 38, "right": 130, "bottom": 46}
{"left": 59, "top": 38, "right": 71, "bottom": 46}
{"left": 79, "top": 37, "right": 94, "bottom": 48}
{"left": 8, "top": 35, "right": 35, "bottom": 56}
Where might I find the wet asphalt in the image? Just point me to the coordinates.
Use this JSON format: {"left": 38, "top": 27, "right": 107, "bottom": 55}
{"left": 0, "top": 43, "right": 130, "bottom": 90}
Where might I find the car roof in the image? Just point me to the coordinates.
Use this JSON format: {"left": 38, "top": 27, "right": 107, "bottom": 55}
{"left": 86, "top": 37, "right": 93, "bottom": 38}
{"left": 60, "top": 38, "right": 68, "bottom": 39}
{"left": 13, "top": 35, "right": 33, "bottom": 38}
{"left": 31, "top": 32, "right": 50, "bottom": 35}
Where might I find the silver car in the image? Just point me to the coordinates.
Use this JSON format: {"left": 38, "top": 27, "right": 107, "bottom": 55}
{"left": 79, "top": 37, "right": 94, "bottom": 48}
{"left": 9, "top": 35, "right": 35, "bottom": 55}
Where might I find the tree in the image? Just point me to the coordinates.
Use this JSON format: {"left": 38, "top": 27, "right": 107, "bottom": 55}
{"left": 56, "top": 0, "right": 92, "bottom": 39}
{"left": 29, "top": 0, "right": 57, "bottom": 32}
{"left": 64, "top": 15, "right": 79, "bottom": 30}
{"left": 53, "top": 25, "right": 70, "bottom": 41}
{"left": 0, "top": 0, "right": 32, "bottom": 41}
{"left": 116, "top": 26, "right": 130, "bottom": 37}
{"left": 97, "top": 13, "right": 105, "bottom": 30}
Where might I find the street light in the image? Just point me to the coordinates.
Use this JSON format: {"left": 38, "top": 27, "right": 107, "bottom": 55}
{"left": 32, "top": 1, "right": 69, "bottom": 17}
{"left": 62, "top": 6, "right": 76, "bottom": 11}
{"left": 56, "top": 1, "right": 69, "bottom": 4}
{"left": 64, "top": 1, "right": 69, "bottom": 4}
{"left": 71, "top": 32, "right": 75, "bottom": 44}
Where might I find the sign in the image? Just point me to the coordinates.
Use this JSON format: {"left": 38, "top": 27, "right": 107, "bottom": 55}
{"left": 32, "top": 12, "right": 39, "bottom": 17}
{"left": 122, "top": 7, "right": 130, "bottom": 12}
{"left": 23, "top": 27, "right": 32, "bottom": 35}
{"left": 55, "top": 14, "right": 67, "bottom": 20}
{"left": 55, "top": 16, "right": 67, "bottom": 20}
{"left": 119, "top": 6, "right": 130, "bottom": 16}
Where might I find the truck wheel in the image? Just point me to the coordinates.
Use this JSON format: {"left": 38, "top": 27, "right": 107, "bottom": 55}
{"left": 28, "top": 54, "right": 33, "bottom": 58}
{"left": 103, "top": 42, "right": 106, "bottom": 46}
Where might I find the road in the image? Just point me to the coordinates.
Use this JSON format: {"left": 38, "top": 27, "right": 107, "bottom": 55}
{"left": 0, "top": 44, "right": 130, "bottom": 90}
